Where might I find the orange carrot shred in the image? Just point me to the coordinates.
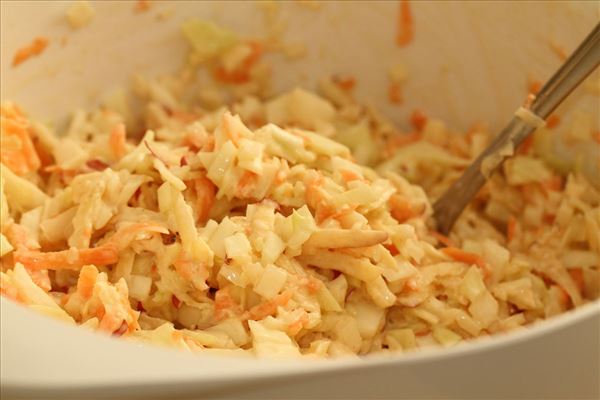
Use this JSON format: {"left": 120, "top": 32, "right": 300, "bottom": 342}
{"left": 518, "top": 135, "right": 534, "bottom": 155}
{"left": 0, "top": 103, "right": 41, "bottom": 175}
{"left": 384, "top": 243, "right": 399, "bottom": 256}
{"left": 528, "top": 79, "right": 542, "bottom": 95}
{"left": 507, "top": 215, "right": 518, "bottom": 242}
{"left": 134, "top": 0, "right": 151, "bottom": 12}
{"left": 410, "top": 109, "right": 428, "bottom": 132}
{"left": 14, "top": 245, "right": 119, "bottom": 271}
{"left": 396, "top": 0, "right": 413, "bottom": 47}
{"left": 540, "top": 175, "right": 563, "bottom": 192}
{"left": 246, "top": 291, "right": 293, "bottom": 321}
{"left": 214, "top": 288, "right": 242, "bottom": 320}
{"left": 340, "top": 169, "right": 363, "bottom": 183}
{"left": 12, "top": 37, "right": 49, "bottom": 67}
{"left": 546, "top": 114, "right": 560, "bottom": 129}
{"left": 5, "top": 223, "right": 37, "bottom": 251}
{"left": 214, "top": 41, "right": 262, "bottom": 84}
{"left": 441, "top": 247, "right": 486, "bottom": 270}
{"left": 388, "top": 82, "right": 403, "bottom": 104}
{"left": 430, "top": 231, "right": 455, "bottom": 248}
{"left": 109, "top": 123, "right": 126, "bottom": 159}
{"left": 333, "top": 75, "right": 356, "bottom": 91}
{"left": 389, "top": 195, "right": 420, "bottom": 223}
{"left": 171, "top": 295, "right": 182, "bottom": 309}
{"left": 287, "top": 311, "right": 309, "bottom": 336}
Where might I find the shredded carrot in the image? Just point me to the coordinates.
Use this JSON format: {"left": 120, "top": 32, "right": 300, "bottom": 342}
{"left": 340, "top": 169, "right": 363, "bottom": 183}
{"left": 305, "top": 174, "right": 325, "bottom": 207}
{"left": 171, "top": 295, "right": 182, "bottom": 309}
{"left": 441, "top": 247, "right": 487, "bottom": 271}
{"left": 506, "top": 215, "right": 518, "bottom": 242}
{"left": 194, "top": 176, "right": 216, "bottom": 223}
{"left": 568, "top": 268, "right": 585, "bottom": 294}
{"left": 528, "top": 79, "right": 542, "bottom": 95}
{"left": 315, "top": 204, "right": 337, "bottom": 224}
{"left": 109, "top": 123, "right": 126, "bottom": 159}
{"left": 410, "top": 109, "right": 428, "bottom": 132}
{"left": 246, "top": 291, "right": 293, "bottom": 320}
{"left": 5, "top": 223, "right": 37, "bottom": 251}
{"left": 174, "top": 252, "right": 209, "bottom": 290}
{"left": 415, "top": 328, "right": 431, "bottom": 337}
{"left": 305, "top": 173, "right": 336, "bottom": 223}
{"left": 4, "top": 224, "right": 52, "bottom": 290}
{"left": 396, "top": 0, "right": 413, "bottom": 47}
{"left": 519, "top": 183, "right": 540, "bottom": 204}
{"left": 12, "top": 37, "right": 49, "bottom": 67}
{"left": 430, "top": 231, "right": 455, "bottom": 248}
{"left": 86, "top": 159, "right": 109, "bottom": 171}
{"left": 518, "top": 134, "right": 534, "bottom": 155}
{"left": 332, "top": 75, "right": 356, "bottom": 91}
{"left": 171, "top": 110, "right": 198, "bottom": 123}
{"left": 389, "top": 195, "right": 422, "bottom": 223}
{"left": 14, "top": 245, "right": 119, "bottom": 271}
{"left": 287, "top": 311, "right": 309, "bottom": 336}
{"left": 248, "top": 115, "right": 266, "bottom": 127}
{"left": 384, "top": 243, "right": 399, "bottom": 256}
{"left": 540, "top": 175, "right": 563, "bottom": 192}
{"left": 0, "top": 103, "right": 41, "bottom": 175}
{"left": 293, "top": 130, "right": 312, "bottom": 145}
{"left": 76, "top": 265, "right": 99, "bottom": 299}
{"left": 221, "top": 113, "right": 242, "bottom": 145}
{"left": 388, "top": 82, "right": 403, "bottom": 104}
{"left": 214, "top": 41, "right": 263, "bottom": 84}
{"left": 546, "top": 114, "right": 560, "bottom": 129}
{"left": 134, "top": 0, "right": 151, "bottom": 12}
{"left": 214, "top": 287, "right": 242, "bottom": 320}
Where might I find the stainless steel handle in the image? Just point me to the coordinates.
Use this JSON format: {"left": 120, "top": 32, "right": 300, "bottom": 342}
{"left": 433, "top": 23, "right": 600, "bottom": 235}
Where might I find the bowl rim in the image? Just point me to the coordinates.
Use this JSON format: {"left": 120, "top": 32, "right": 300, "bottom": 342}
{"left": 2, "top": 297, "right": 598, "bottom": 396}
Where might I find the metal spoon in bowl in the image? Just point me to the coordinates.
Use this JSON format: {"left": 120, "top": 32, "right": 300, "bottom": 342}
{"left": 433, "top": 23, "right": 600, "bottom": 235}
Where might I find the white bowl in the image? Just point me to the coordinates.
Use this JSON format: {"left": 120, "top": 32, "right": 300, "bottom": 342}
{"left": 1, "top": 2, "right": 599, "bottom": 399}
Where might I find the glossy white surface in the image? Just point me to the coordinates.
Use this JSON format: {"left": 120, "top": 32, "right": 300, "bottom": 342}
{"left": 1, "top": 1, "right": 599, "bottom": 399}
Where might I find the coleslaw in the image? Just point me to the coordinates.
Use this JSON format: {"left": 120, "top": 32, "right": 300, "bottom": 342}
{"left": 1, "top": 19, "right": 598, "bottom": 358}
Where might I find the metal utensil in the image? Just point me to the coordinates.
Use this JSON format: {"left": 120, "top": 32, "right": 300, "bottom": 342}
{"left": 433, "top": 23, "right": 600, "bottom": 235}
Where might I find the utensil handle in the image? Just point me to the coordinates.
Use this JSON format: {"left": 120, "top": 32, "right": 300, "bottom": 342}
{"left": 433, "top": 23, "right": 600, "bottom": 235}
{"left": 533, "top": 23, "right": 600, "bottom": 119}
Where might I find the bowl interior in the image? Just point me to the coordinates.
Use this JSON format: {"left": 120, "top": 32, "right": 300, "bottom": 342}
{"left": 1, "top": 1, "right": 599, "bottom": 397}
{"left": 2, "top": 1, "right": 598, "bottom": 131}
